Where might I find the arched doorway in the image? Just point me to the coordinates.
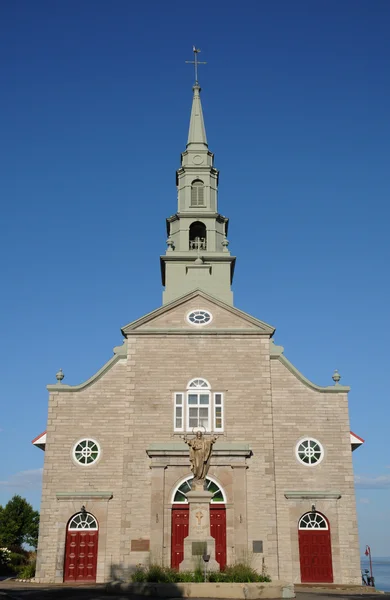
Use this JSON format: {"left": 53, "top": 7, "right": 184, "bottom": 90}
{"left": 63, "top": 511, "right": 99, "bottom": 582}
{"left": 171, "top": 476, "right": 226, "bottom": 570}
{"left": 298, "top": 512, "right": 333, "bottom": 583}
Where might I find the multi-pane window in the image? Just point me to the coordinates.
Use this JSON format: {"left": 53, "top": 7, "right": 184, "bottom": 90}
{"left": 295, "top": 438, "right": 324, "bottom": 466}
{"left": 191, "top": 180, "right": 205, "bottom": 206}
{"left": 174, "top": 379, "right": 224, "bottom": 432}
{"left": 214, "top": 393, "right": 223, "bottom": 430}
{"left": 174, "top": 393, "right": 184, "bottom": 431}
{"left": 299, "top": 513, "right": 328, "bottom": 529}
{"left": 188, "top": 391, "right": 210, "bottom": 430}
{"left": 73, "top": 439, "right": 100, "bottom": 466}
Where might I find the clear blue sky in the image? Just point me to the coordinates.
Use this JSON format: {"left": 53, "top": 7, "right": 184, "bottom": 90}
{"left": 0, "top": 0, "right": 389, "bottom": 556}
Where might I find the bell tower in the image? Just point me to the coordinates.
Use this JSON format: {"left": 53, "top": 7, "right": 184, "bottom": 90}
{"left": 161, "top": 50, "right": 235, "bottom": 305}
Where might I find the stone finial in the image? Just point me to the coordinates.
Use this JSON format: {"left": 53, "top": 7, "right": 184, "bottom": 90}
{"left": 56, "top": 368, "right": 64, "bottom": 384}
{"left": 332, "top": 369, "right": 341, "bottom": 385}
{"left": 222, "top": 237, "right": 229, "bottom": 253}
{"left": 166, "top": 237, "right": 175, "bottom": 252}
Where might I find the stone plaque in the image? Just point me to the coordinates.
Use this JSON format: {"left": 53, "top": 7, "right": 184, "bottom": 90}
{"left": 131, "top": 539, "right": 150, "bottom": 551}
{"left": 252, "top": 540, "right": 263, "bottom": 553}
{"left": 192, "top": 541, "right": 207, "bottom": 556}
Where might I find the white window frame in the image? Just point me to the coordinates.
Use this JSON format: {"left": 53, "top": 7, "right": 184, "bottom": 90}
{"left": 299, "top": 512, "right": 329, "bottom": 530}
{"left": 174, "top": 393, "right": 184, "bottom": 432}
{"left": 213, "top": 393, "right": 224, "bottom": 432}
{"left": 72, "top": 438, "right": 101, "bottom": 466}
{"left": 295, "top": 437, "right": 324, "bottom": 467}
{"left": 187, "top": 388, "right": 211, "bottom": 432}
{"left": 174, "top": 379, "right": 224, "bottom": 433}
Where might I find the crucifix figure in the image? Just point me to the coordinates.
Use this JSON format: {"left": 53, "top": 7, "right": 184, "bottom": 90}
{"left": 195, "top": 511, "right": 203, "bottom": 526}
{"left": 185, "top": 46, "right": 207, "bottom": 85}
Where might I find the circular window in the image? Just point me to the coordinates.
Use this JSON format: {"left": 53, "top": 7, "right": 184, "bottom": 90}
{"left": 187, "top": 310, "right": 212, "bottom": 326}
{"left": 73, "top": 439, "right": 100, "bottom": 466}
{"left": 296, "top": 438, "right": 324, "bottom": 466}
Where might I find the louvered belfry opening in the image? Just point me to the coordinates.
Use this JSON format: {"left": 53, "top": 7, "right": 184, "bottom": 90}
{"left": 190, "top": 180, "right": 204, "bottom": 206}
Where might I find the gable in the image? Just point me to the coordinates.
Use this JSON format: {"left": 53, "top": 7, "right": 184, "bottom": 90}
{"left": 121, "top": 290, "right": 274, "bottom": 336}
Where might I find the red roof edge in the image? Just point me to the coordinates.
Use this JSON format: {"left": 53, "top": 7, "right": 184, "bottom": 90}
{"left": 350, "top": 430, "right": 365, "bottom": 443}
{"left": 31, "top": 430, "right": 47, "bottom": 444}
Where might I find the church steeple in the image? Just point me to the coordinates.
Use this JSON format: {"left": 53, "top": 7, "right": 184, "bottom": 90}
{"left": 160, "top": 52, "right": 235, "bottom": 305}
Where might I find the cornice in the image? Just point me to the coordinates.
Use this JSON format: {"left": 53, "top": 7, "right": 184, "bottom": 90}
{"left": 270, "top": 342, "right": 350, "bottom": 393}
{"left": 284, "top": 491, "right": 342, "bottom": 500}
{"left": 56, "top": 491, "right": 113, "bottom": 500}
{"left": 126, "top": 329, "right": 271, "bottom": 337}
{"left": 147, "top": 442, "right": 252, "bottom": 458}
{"left": 47, "top": 341, "right": 127, "bottom": 393}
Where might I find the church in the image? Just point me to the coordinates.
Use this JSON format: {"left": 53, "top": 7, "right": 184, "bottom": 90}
{"left": 33, "top": 63, "right": 364, "bottom": 585}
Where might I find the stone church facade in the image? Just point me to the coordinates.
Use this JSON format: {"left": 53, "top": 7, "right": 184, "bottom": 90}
{"left": 33, "top": 77, "right": 363, "bottom": 585}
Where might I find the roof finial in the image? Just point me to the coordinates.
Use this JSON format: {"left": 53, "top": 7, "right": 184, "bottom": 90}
{"left": 56, "top": 368, "right": 64, "bottom": 384}
{"left": 332, "top": 369, "right": 341, "bottom": 385}
{"left": 185, "top": 46, "right": 207, "bottom": 86}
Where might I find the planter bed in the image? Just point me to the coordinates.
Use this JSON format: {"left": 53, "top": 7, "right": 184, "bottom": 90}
{"left": 106, "top": 580, "right": 295, "bottom": 599}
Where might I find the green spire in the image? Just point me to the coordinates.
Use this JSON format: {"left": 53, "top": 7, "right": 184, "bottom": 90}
{"left": 187, "top": 84, "right": 208, "bottom": 147}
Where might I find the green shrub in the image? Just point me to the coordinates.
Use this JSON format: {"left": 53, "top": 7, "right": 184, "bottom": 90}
{"left": 131, "top": 566, "right": 146, "bottom": 582}
{"left": 130, "top": 562, "right": 271, "bottom": 584}
{"left": 18, "top": 560, "right": 36, "bottom": 580}
{"left": 177, "top": 570, "right": 194, "bottom": 582}
{"left": 222, "top": 563, "right": 271, "bottom": 583}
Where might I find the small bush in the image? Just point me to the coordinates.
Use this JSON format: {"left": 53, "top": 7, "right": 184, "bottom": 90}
{"left": 221, "top": 563, "right": 271, "bottom": 583}
{"left": 130, "top": 562, "right": 271, "bottom": 584}
{"left": 131, "top": 566, "right": 146, "bottom": 582}
{"left": 18, "top": 560, "right": 36, "bottom": 580}
{"left": 177, "top": 570, "right": 194, "bottom": 582}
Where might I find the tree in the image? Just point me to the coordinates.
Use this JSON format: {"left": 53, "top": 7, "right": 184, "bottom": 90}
{"left": 0, "top": 495, "right": 39, "bottom": 550}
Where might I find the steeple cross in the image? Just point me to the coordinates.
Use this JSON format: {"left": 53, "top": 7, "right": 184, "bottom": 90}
{"left": 185, "top": 46, "right": 207, "bottom": 85}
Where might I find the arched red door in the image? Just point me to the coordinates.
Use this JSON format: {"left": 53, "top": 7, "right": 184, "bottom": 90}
{"left": 298, "top": 512, "right": 333, "bottom": 583}
{"left": 63, "top": 512, "right": 99, "bottom": 582}
{"left": 171, "top": 504, "right": 226, "bottom": 570}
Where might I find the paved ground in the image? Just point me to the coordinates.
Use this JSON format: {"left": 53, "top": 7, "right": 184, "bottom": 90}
{"left": 0, "top": 583, "right": 388, "bottom": 600}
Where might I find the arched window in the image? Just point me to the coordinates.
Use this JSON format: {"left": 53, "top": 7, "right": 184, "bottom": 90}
{"left": 299, "top": 512, "right": 328, "bottom": 529}
{"left": 189, "top": 221, "right": 207, "bottom": 251}
{"left": 68, "top": 512, "right": 98, "bottom": 530}
{"left": 172, "top": 476, "right": 226, "bottom": 503}
{"left": 173, "top": 378, "right": 223, "bottom": 432}
{"left": 191, "top": 180, "right": 205, "bottom": 207}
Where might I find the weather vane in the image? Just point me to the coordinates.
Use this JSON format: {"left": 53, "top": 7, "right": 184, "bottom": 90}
{"left": 185, "top": 46, "right": 207, "bottom": 85}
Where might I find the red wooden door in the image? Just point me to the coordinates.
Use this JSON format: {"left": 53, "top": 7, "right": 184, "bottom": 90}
{"left": 63, "top": 530, "right": 99, "bottom": 582}
{"left": 210, "top": 505, "right": 226, "bottom": 570}
{"left": 171, "top": 505, "right": 226, "bottom": 570}
{"left": 299, "top": 529, "right": 333, "bottom": 583}
{"left": 171, "top": 505, "right": 189, "bottom": 569}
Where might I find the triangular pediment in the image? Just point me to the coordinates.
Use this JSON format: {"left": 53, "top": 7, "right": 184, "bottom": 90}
{"left": 121, "top": 289, "right": 275, "bottom": 336}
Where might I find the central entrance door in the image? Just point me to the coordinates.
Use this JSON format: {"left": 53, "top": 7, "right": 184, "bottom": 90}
{"left": 171, "top": 476, "right": 227, "bottom": 570}
{"left": 171, "top": 505, "right": 226, "bottom": 570}
{"left": 298, "top": 512, "right": 333, "bottom": 583}
{"left": 63, "top": 512, "right": 99, "bottom": 582}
